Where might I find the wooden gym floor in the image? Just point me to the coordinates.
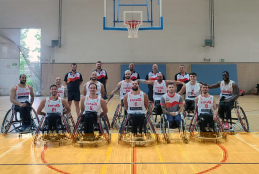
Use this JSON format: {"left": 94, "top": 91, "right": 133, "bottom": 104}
{"left": 0, "top": 95, "right": 259, "bottom": 174}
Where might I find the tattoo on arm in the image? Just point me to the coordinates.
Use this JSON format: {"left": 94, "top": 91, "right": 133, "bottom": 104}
{"left": 161, "top": 105, "right": 171, "bottom": 115}
{"left": 108, "top": 85, "right": 120, "bottom": 101}
{"left": 108, "top": 94, "right": 114, "bottom": 101}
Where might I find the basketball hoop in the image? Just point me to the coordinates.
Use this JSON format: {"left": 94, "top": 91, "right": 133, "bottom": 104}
{"left": 125, "top": 20, "right": 142, "bottom": 38}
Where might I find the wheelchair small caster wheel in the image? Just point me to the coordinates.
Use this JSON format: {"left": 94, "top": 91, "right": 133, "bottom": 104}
{"left": 18, "top": 134, "right": 22, "bottom": 138}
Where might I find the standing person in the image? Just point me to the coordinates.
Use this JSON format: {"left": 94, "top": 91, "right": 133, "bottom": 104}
{"left": 93, "top": 61, "right": 108, "bottom": 99}
{"left": 123, "top": 81, "right": 149, "bottom": 136}
{"left": 178, "top": 72, "right": 202, "bottom": 112}
{"left": 145, "top": 64, "right": 166, "bottom": 102}
{"left": 64, "top": 63, "right": 83, "bottom": 117}
{"left": 175, "top": 65, "right": 190, "bottom": 93}
{"left": 56, "top": 76, "right": 68, "bottom": 99}
{"left": 208, "top": 71, "right": 239, "bottom": 129}
{"left": 10, "top": 74, "right": 34, "bottom": 132}
{"left": 123, "top": 63, "right": 140, "bottom": 81}
{"left": 160, "top": 83, "right": 184, "bottom": 128}
{"left": 83, "top": 72, "right": 105, "bottom": 98}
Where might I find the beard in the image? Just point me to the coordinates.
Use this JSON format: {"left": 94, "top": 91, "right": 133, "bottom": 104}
{"left": 130, "top": 68, "right": 133, "bottom": 71}
{"left": 125, "top": 76, "right": 130, "bottom": 79}
{"left": 91, "top": 77, "right": 97, "bottom": 81}
{"left": 132, "top": 87, "right": 138, "bottom": 91}
{"left": 72, "top": 69, "right": 76, "bottom": 72}
{"left": 20, "top": 81, "right": 26, "bottom": 84}
{"left": 157, "top": 79, "right": 162, "bottom": 83}
{"left": 203, "top": 92, "right": 207, "bottom": 94}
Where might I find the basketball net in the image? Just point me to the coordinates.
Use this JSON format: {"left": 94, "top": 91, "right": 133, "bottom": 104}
{"left": 125, "top": 20, "right": 142, "bottom": 38}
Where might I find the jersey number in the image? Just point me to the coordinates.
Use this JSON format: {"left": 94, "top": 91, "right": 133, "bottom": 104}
{"left": 52, "top": 108, "right": 57, "bottom": 112}
{"left": 126, "top": 90, "right": 130, "bottom": 93}
{"left": 158, "top": 89, "right": 162, "bottom": 93}
{"left": 205, "top": 104, "right": 208, "bottom": 108}
{"left": 90, "top": 106, "right": 93, "bottom": 110}
{"left": 134, "top": 102, "right": 138, "bottom": 106}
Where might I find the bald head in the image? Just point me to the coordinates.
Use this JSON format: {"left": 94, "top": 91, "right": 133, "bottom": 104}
{"left": 129, "top": 63, "right": 134, "bottom": 71}
{"left": 152, "top": 64, "right": 158, "bottom": 72}
{"left": 91, "top": 71, "right": 97, "bottom": 81}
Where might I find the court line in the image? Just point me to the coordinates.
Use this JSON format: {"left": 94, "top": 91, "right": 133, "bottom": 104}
{"left": 1, "top": 162, "right": 258, "bottom": 165}
{"left": 100, "top": 134, "right": 114, "bottom": 174}
{"left": 131, "top": 147, "right": 136, "bottom": 174}
{"left": 155, "top": 144, "right": 168, "bottom": 174}
{"left": 235, "top": 134, "right": 259, "bottom": 152}
{"left": 0, "top": 137, "right": 29, "bottom": 158}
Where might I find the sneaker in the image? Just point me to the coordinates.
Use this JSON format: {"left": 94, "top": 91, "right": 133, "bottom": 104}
{"left": 224, "top": 122, "right": 229, "bottom": 130}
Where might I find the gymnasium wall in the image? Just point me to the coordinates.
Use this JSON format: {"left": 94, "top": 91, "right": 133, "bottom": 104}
{"left": 41, "top": 63, "right": 259, "bottom": 95}
{"left": 0, "top": 0, "right": 259, "bottom": 63}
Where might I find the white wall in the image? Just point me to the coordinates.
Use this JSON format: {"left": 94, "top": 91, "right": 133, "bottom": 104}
{"left": 0, "top": 0, "right": 259, "bottom": 63}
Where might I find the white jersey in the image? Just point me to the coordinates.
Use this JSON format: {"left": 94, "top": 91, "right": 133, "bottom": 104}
{"left": 84, "top": 95, "right": 101, "bottom": 115}
{"left": 120, "top": 80, "right": 132, "bottom": 100}
{"left": 197, "top": 95, "right": 214, "bottom": 115}
{"left": 220, "top": 80, "right": 234, "bottom": 100}
{"left": 57, "top": 85, "right": 65, "bottom": 98}
{"left": 45, "top": 97, "right": 63, "bottom": 115}
{"left": 86, "top": 81, "right": 102, "bottom": 96}
{"left": 127, "top": 91, "right": 146, "bottom": 114}
{"left": 153, "top": 80, "right": 166, "bottom": 101}
{"left": 15, "top": 85, "right": 30, "bottom": 103}
{"left": 186, "top": 82, "right": 200, "bottom": 100}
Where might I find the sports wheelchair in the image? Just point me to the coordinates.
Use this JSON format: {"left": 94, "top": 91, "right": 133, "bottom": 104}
{"left": 111, "top": 101, "right": 126, "bottom": 129}
{"left": 182, "top": 101, "right": 196, "bottom": 130}
{"left": 160, "top": 113, "right": 189, "bottom": 144}
{"left": 218, "top": 100, "right": 249, "bottom": 133}
{"left": 1, "top": 105, "right": 39, "bottom": 136}
{"left": 72, "top": 112, "right": 111, "bottom": 147}
{"left": 33, "top": 113, "right": 72, "bottom": 146}
{"left": 148, "top": 100, "right": 162, "bottom": 127}
{"left": 189, "top": 113, "right": 227, "bottom": 143}
{"left": 118, "top": 112, "right": 157, "bottom": 147}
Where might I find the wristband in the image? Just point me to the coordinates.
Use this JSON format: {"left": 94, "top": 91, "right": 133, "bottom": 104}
{"left": 139, "top": 79, "right": 145, "bottom": 83}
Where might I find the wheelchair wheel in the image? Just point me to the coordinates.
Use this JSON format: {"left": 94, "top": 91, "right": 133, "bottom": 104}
{"left": 111, "top": 104, "right": 121, "bottom": 128}
{"left": 189, "top": 113, "right": 198, "bottom": 133}
{"left": 147, "top": 102, "right": 154, "bottom": 118}
{"left": 61, "top": 115, "right": 72, "bottom": 135}
{"left": 1, "top": 108, "right": 15, "bottom": 134}
{"left": 67, "top": 113, "right": 76, "bottom": 127}
{"left": 236, "top": 106, "right": 249, "bottom": 132}
{"left": 30, "top": 107, "right": 40, "bottom": 131}
{"left": 104, "top": 115, "right": 110, "bottom": 130}
{"left": 99, "top": 116, "right": 110, "bottom": 143}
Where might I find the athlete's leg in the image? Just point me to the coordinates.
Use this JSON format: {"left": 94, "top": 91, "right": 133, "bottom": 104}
{"left": 84, "top": 112, "right": 97, "bottom": 134}
{"left": 74, "top": 91, "right": 81, "bottom": 117}
{"left": 173, "top": 114, "right": 181, "bottom": 127}
{"left": 218, "top": 101, "right": 225, "bottom": 120}
{"left": 136, "top": 114, "right": 145, "bottom": 134}
{"left": 130, "top": 115, "right": 138, "bottom": 135}
{"left": 225, "top": 101, "right": 234, "bottom": 120}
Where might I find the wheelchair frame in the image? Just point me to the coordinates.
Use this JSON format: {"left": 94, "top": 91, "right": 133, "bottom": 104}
{"left": 1, "top": 105, "right": 39, "bottom": 135}
{"left": 72, "top": 114, "right": 111, "bottom": 146}
{"left": 160, "top": 113, "right": 189, "bottom": 144}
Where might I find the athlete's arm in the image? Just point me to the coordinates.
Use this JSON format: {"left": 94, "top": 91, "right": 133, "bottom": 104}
{"left": 160, "top": 96, "right": 171, "bottom": 116}
{"left": 165, "top": 80, "right": 184, "bottom": 85}
{"left": 123, "top": 94, "right": 128, "bottom": 111}
{"left": 144, "top": 93, "right": 149, "bottom": 110}
{"left": 62, "top": 99, "right": 71, "bottom": 114}
{"left": 37, "top": 99, "right": 46, "bottom": 116}
{"left": 224, "top": 82, "right": 239, "bottom": 102}
{"left": 10, "top": 86, "right": 25, "bottom": 107}
{"left": 80, "top": 96, "right": 86, "bottom": 114}
{"left": 83, "top": 83, "right": 87, "bottom": 96}
{"left": 29, "top": 85, "right": 34, "bottom": 106}
{"left": 107, "top": 82, "right": 122, "bottom": 102}
{"left": 100, "top": 98, "right": 108, "bottom": 116}
{"left": 213, "top": 97, "right": 218, "bottom": 120}
{"left": 64, "top": 87, "right": 68, "bottom": 100}
{"left": 101, "top": 83, "right": 105, "bottom": 98}
{"left": 208, "top": 81, "right": 221, "bottom": 89}
{"left": 178, "top": 84, "right": 186, "bottom": 95}
{"left": 138, "top": 79, "right": 154, "bottom": 85}
{"left": 194, "top": 97, "right": 198, "bottom": 114}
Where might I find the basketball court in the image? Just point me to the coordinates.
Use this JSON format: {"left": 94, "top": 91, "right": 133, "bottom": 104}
{"left": 1, "top": 0, "right": 259, "bottom": 173}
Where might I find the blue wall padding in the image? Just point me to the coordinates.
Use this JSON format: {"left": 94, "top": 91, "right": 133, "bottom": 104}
{"left": 120, "top": 64, "right": 166, "bottom": 94}
{"left": 191, "top": 64, "right": 238, "bottom": 95}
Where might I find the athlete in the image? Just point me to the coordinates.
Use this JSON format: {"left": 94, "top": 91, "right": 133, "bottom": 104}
{"left": 37, "top": 85, "right": 70, "bottom": 133}
{"left": 107, "top": 70, "right": 132, "bottom": 104}
{"left": 123, "top": 63, "right": 140, "bottom": 81}
{"left": 80, "top": 83, "right": 108, "bottom": 139}
{"left": 194, "top": 84, "right": 217, "bottom": 135}
{"left": 123, "top": 81, "right": 149, "bottom": 135}
{"left": 10, "top": 74, "right": 34, "bottom": 132}
{"left": 208, "top": 71, "right": 239, "bottom": 129}
{"left": 56, "top": 76, "right": 68, "bottom": 99}
{"left": 175, "top": 64, "right": 190, "bottom": 92}
{"left": 178, "top": 72, "right": 202, "bottom": 112}
{"left": 83, "top": 71, "right": 105, "bottom": 98}
{"left": 160, "top": 83, "right": 184, "bottom": 128}
{"left": 139, "top": 73, "right": 183, "bottom": 115}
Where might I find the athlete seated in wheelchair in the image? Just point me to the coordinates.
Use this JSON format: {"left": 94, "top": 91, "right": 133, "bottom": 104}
{"left": 2, "top": 74, "right": 39, "bottom": 134}
{"left": 160, "top": 83, "right": 188, "bottom": 143}
{"left": 119, "top": 81, "right": 156, "bottom": 144}
{"left": 73, "top": 83, "right": 109, "bottom": 143}
{"left": 192, "top": 84, "right": 224, "bottom": 138}
{"left": 34, "top": 84, "right": 71, "bottom": 143}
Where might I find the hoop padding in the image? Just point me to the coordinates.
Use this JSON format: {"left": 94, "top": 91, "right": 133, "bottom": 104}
{"left": 125, "top": 20, "right": 142, "bottom": 38}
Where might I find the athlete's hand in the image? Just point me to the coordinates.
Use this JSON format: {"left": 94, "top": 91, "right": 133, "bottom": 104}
{"left": 170, "top": 112, "right": 176, "bottom": 116}
{"left": 224, "top": 99, "right": 230, "bottom": 103}
{"left": 20, "top": 103, "right": 26, "bottom": 107}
